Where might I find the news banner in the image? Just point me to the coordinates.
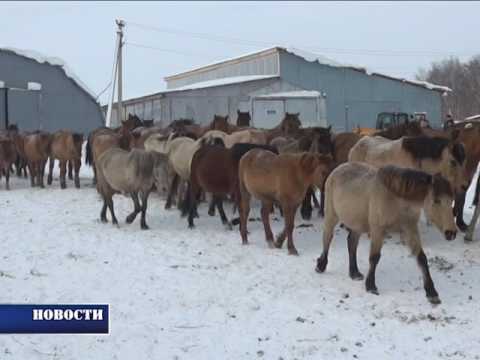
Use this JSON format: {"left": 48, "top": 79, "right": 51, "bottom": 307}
{"left": 0, "top": 304, "right": 109, "bottom": 334}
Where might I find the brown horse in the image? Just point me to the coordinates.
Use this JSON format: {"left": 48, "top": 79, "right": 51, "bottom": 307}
{"left": 0, "top": 135, "right": 17, "bottom": 190}
{"left": 238, "top": 149, "right": 334, "bottom": 255}
{"left": 185, "top": 141, "right": 278, "bottom": 229}
{"left": 47, "top": 130, "right": 83, "bottom": 188}
{"left": 316, "top": 162, "right": 456, "bottom": 304}
{"left": 264, "top": 113, "right": 302, "bottom": 144}
{"left": 23, "top": 131, "right": 51, "bottom": 188}
{"left": 96, "top": 147, "right": 170, "bottom": 229}
{"left": 447, "top": 123, "right": 480, "bottom": 230}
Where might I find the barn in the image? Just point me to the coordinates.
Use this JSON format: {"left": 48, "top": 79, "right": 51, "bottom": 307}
{"left": 108, "top": 46, "right": 450, "bottom": 131}
{"left": 0, "top": 47, "right": 104, "bottom": 134}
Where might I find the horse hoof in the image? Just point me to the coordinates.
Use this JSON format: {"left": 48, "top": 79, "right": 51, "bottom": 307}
{"left": 267, "top": 241, "right": 275, "bottom": 249}
{"left": 208, "top": 209, "right": 215, "bottom": 217}
{"left": 274, "top": 241, "right": 282, "bottom": 249}
{"left": 367, "top": 288, "right": 379, "bottom": 295}
{"left": 242, "top": 240, "right": 249, "bottom": 245}
{"left": 315, "top": 257, "right": 327, "bottom": 273}
{"left": 288, "top": 248, "right": 299, "bottom": 256}
{"left": 224, "top": 223, "right": 233, "bottom": 231}
{"left": 428, "top": 296, "right": 441, "bottom": 305}
{"left": 101, "top": 218, "right": 108, "bottom": 223}
{"left": 350, "top": 272, "right": 364, "bottom": 281}
{"left": 141, "top": 224, "right": 149, "bottom": 230}
{"left": 126, "top": 216, "right": 134, "bottom": 224}
{"left": 464, "top": 234, "right": 473, "bottom": 242}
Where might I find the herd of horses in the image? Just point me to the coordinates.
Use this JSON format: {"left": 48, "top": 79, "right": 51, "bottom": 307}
{"left": 1, "top": 111, "right": 480, "bottom": 304}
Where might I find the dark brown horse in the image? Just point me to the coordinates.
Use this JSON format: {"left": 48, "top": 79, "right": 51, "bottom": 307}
{"left": 185, "top": 141, "right": 278, "bottom": 229}
{"left": 374, "top": 121, "right": 423, "bottom": 140}
{"left": 264, "top": 113, "right": 302, "bottom": 144}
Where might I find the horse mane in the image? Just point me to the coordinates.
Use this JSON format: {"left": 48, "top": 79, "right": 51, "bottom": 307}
{"left": 168, "top": 119, "right": 195, "bottom": 128}
{"left": 378, "top": 165, "right": 432, "bottom": 201}
{"left": 401, "top": 136, "right": 450, "bottom": 160}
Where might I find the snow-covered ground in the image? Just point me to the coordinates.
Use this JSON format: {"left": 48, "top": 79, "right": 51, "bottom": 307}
{"left": 1, "top": 163, "right": 480, "bottom": 360}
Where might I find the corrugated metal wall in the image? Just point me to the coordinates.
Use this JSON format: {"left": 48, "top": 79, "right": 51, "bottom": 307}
{"left": 166, "top": 51, "right": 279, "bottom": 89}
{"left": 0, "top": 51, "right": 104, "bottom": 134}
{"left": 279, "top": 51, "right": 443, "bottom": 131}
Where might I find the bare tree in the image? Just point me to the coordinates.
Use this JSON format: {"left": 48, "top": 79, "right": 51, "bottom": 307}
{"left": 416, "top": 56, "right": 480, "bottom": 120}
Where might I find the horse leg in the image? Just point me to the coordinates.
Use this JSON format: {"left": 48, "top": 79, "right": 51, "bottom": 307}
{"left": 417, "top": 249, "right": 440, "bottom": 304}
{"left": 260, "top": 201, "right": 275, "bottom": 248}
{"left": 208, "top": 196, "right": 216, "bottom": 217}
{"left": 139, "top": 190, "right": 150, "bottom": 230}
{"left": 165, "top": 173, "right": 179, "bottom": 210}
{"left": 47, "top": 156, "right": 54, "bottom": 185}
{"left": 316, "top": 213, "right": 338, "bottom": 272}
{"left": 5, "top": 166, "right": 10, "bottom": 190}
{"left": 59, "top": 160, "right": 67, "bottom": 189}
{"left": 74, "top": 158, "right": 81, "bottom": 188}
{"left": 365, "top": 230, "right": 384, "bottom": 295}
{"left": 23, "top": 159, "right": 28, "bottom": 178}
{"left": 187, "top": 182, "right": 200, "bottom": 229}
{"left": 35, "top": 162, "right": 42, "bottom": 187}
{"left": 312, "top": 189, "right": 320, "bottom": 209}
{"left": 239, "top": 186, "right": 251, "bottom": 245}
{"left": 100, "top": 199, "right": 108, "bottom": 223}
{"left": 453, "top": 191, "right": 468, "bottom": 232}
{"left": 126, "top": 192, "right": 141, "bottom": 224}
{"left": 106, "top": 196, "right": 118, "bottom": 226}
{"left": 347, "top": 230, "right": 363, "bottom": 280}
{"left": 284, "top": 205, "right": 299, "bottom": 255}
{"left": 318, "top": 180, "right": 326, "bottom": 217}
{"left": 28, "top": 162, "right": 35, "bottom": 187}
{"left": 300, "top": 187, "right": 313, "bottom": 220}
{"left": 215, "top": 196, "right": 232, "bottom": 230}
{"left": 92, "top": 163, "right": 97, "bottom": 185}
{"left": 68, "top": 160, "right": 73, "bottom": 180}
{"left": 39, "top": 160, "right": 47, "bottom": 188}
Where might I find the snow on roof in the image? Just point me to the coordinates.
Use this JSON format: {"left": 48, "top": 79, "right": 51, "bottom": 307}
{"left": 0, "top": 47, "right": 97, "bottom": 100}
{"left": 165, "top": 46, "right": 450, "bottom": 94}
{"left": 163, "top": 75, "right": 279, "bottom": 92}
{"left": 465, "top": 114, "right": 480, "bottom": 121}
{"left": 255, "top": 90, "right": 322, "bottom": 99}
{"left": 0, "top": 80, "right": 4, "bottom": 88}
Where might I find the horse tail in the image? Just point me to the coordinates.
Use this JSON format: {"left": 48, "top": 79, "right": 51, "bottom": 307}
{"left": 85, "top": 135, "right": 93, "bottom": 166}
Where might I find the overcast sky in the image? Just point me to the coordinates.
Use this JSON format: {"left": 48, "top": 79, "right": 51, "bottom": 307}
{"left": 2, "top": 1, "right": 479, "bottom": 104}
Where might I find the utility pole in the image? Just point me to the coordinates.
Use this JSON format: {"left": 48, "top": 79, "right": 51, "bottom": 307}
{"left": 116, "top": 19, "right": 125, "bottom": 125}
{"left": 105, "top": 19, "right": 125, "bottom": 128}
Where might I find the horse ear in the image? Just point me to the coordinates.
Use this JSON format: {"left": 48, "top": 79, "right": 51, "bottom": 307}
{"left": 225, "top": 115, "right": 229, "bottom": 121}
{"left": 327, "top": 125, "right": 332, "bottom": 132}
{"left": 237, "top": 110, "right": 240, "bottom": 115}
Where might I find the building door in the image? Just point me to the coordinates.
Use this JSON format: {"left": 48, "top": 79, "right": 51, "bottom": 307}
{"left": 285, "top": 98, "right": 322, "bottom": 127}
{"left": 253, "top": 99, "right": 284, "bottom": 128}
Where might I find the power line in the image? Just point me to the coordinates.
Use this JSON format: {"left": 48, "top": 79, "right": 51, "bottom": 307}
{"left": 126, "top": 20, "right": 476, "bottom": 58}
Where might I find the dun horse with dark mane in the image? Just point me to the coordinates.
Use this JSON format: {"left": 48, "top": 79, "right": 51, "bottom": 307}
{"left": 316, "top": 162, "right": 456, "bottom": 304}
